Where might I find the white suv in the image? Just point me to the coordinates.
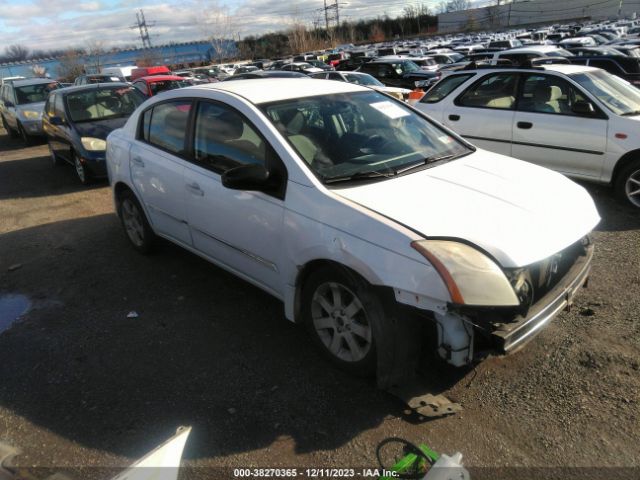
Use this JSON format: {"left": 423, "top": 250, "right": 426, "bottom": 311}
{"left": 418, "top": 64, "right": 640, "bottom": 207}
{"left": 106, "top": 79, "right": 598, "bottom": 384}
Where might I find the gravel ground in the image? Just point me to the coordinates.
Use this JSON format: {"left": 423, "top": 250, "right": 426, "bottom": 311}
{"left": 0, "top": 130, "right": 638, "bottom": 480}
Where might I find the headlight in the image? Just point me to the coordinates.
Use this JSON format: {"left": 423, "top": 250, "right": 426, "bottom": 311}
{"left": 21, "top": 110, "right": 40, "bottom": 119}
{"left": 411, "top": 240, "right": 520, "bottom": 306}
{"left": 81, "top": 137, "right": 107, "bottom": 151}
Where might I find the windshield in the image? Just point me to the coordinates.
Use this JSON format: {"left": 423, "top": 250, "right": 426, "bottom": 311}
{"left": 149, "top": 80, "right": 189, "bottom": 95}
{"left": 395, "top": 61, "right": 420, "bottom": 74}
{"left": 570, "top": 70, "right": 640, "bottom": 116}
{"left": 15, "top": 82, "right": 60, "bottom": 104}
{"left": 344, "top": 73, "right": 384, "bottom": 87}
{"left": 66, "top": 87, "right": 146, "bottom": 122}
{"left": 545, "top": 49, "right": 574, "bottom": 57}
{"left": 260, "top": 91, "right": 470, "bottom": 183}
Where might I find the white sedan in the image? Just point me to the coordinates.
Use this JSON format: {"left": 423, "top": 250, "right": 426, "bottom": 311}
{"left": 106, "top": 79, "right": 599, "bottom": 385}
{"left": 417, "top": 64, "right": 640, "bottom": 208}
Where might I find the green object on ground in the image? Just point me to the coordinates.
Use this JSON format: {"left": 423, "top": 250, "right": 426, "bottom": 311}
{"left": 379, "top": 444, "right": 439, "bottom": 480}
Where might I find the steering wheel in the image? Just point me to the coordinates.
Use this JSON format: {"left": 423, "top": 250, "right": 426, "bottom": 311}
{"left": 360, "top": 134, "right": 391, "bottom": 154}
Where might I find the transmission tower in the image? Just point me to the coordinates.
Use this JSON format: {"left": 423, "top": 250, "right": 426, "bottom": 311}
{"left": 131, "top": 9, "right": 154, "bottom": 49}
{"left": 320, "top": 0, "right": 340, "bottom": 30}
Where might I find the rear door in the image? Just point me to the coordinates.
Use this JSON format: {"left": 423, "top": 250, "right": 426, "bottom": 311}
{"left": 511, "top": 73, "right": 607, "bottom": 179}
{"left": 130, "top": 100, "right": 192, "bottom": 245}
{"left": 442, "top": 72, "right": 519, "bottom": 156}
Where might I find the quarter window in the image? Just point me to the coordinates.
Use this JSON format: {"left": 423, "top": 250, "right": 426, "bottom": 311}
{"left": 193, "top": 102, "right": 266, "bottom": 173}
{"left": 144, "top": 101, "right": 192, "bottom": 155}
{"left": 457, "top": 73, "right": 518, "bottom": 110}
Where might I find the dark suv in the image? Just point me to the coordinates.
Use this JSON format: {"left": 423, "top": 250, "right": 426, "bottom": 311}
{"left": 358, "top": 60, "right": 440, "bottom": 89}
{"left": 569, "top": 55, "right": 640, "bottom": 87}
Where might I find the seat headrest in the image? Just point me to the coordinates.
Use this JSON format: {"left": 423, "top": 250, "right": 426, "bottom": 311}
{"left": 549, "top": 85, "right": 563, "bottom": 101}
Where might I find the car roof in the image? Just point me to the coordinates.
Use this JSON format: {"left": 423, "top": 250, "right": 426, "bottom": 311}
{"left": 55, "top": 82, "right": 132, "bottom": 94}
{"left": 460, "top": 64, "right": 599, "bottom": 75}
{"left": 12, "top": 78, "right": 59, "bottom": 87}
{"left": 137, "top": 75, "right": 185, "bottom": 82}
{"left": 187, "top": 78, "right": 366, "bottom": 104}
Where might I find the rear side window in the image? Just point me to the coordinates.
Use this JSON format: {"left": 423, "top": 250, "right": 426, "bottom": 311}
{"left": 589, "top": 59, "right": 624, "bottom": 75}
{"left": 421, "top": 74, "right": 475, "bottom": 103}
{"left": 457, "top": 73, "right": 518, "bottom": 110}
{"left": 142, "top": 101, "right": 192, "bottom": 156}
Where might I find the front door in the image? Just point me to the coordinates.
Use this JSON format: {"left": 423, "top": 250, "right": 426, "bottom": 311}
{"left": 184, "top": 100, "right": 285, "bottom": 294}
{"left": 511, "top": 73, "right": 607, "bottom": 179}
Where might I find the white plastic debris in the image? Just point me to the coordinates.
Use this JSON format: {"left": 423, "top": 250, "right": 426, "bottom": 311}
{"left": 127, "top": 311, "right": 139, "bottom": 319}
{"left": 424, "top": 452, "right": 470, "bottom": 480}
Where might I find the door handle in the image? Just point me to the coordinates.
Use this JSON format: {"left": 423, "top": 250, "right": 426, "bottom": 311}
{"left": 131, "top": 156, "right": 145, "bottom": 167}
{"left": 517, "top": 121, "right": 533, "bottom": 129}
{"left": 448, "top": 114, "right": 460, "bottom": 121}
{"left": 186, "top": 182, "right": 204, "bottom": 196}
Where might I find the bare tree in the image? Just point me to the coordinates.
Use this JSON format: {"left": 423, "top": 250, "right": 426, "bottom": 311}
{"left": 86, "top": 40, "right": 106, "bottom": 73}
{"left": 5, "top": 44, "right": 29, "bottom": 62}
{"left": 192, "top": 0, "right": 236, "bottom": 64}
{"left": 57, "top": 51, "right": 85, "bottom": 82}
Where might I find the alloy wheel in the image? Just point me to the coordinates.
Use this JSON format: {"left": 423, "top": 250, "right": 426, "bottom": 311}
{"left": 121, "top": 198, "right": 146, "bottom": 247}
{"left": 625, "top": 168, "right": 640, "bottom": 208}
{"left": 311, "top": 281, "right": 372, "bottom": 363}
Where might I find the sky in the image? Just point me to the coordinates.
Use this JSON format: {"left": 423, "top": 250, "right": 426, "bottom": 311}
{"left": 0, "top": 0, "right": 461, "bottom": 53}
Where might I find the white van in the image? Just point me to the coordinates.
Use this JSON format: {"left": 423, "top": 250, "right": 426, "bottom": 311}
{"left": 101, "top": 66, "right": 137, "bottom": 82}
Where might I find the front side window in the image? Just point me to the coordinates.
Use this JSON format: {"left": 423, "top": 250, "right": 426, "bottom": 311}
{"left": 133, "top": 81, "right": 148, "bottom": 96}
{"left": 570, "top": 70, "right": 640, "bottom": 116}
{"left": 518, "top": 74, "right": 587, "bottom": 115}
{"left": 145, "top": 101, "right": 192, "bottom": 155}
{"left": 54, "top": 94, "right": 65, "bottom": 117}
{"left": 261, "top": 91, "right": 470, "bottom": 183}
{"left": 421, "top": 74, "right": 475, "bottom": 104}
{"left": 344, "top": 73, "right": 382, "bottom": 87}
{"left": 457, "top": 73, "right": 518, "bottom": 109}
{"left": 193, "top": 102, "right": 266, "bottom": 172}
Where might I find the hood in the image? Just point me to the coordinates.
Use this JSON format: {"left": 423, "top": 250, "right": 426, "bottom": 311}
{"left": 18, "top": 101, "right": 45, "bottom": 114}
{"left": 374, "top": 86, "right": 412, "bottom": 94}
{"left": 74, "top": 116, "right": 129, "bottom": 139}
{"left": 403, "top": 70, "right": 438, "bottom": 78}
{"left": 332, "top": 150, "right": 600, "bottom": 268}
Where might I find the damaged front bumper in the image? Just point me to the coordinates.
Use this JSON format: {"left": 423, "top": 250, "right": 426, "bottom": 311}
{"left": 491, "top": 242, "right": 594, "bottom": 353}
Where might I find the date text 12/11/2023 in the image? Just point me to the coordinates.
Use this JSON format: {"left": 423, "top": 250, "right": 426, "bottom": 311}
{"left": 233, "top": 468, "right": 400, "bottom": 478}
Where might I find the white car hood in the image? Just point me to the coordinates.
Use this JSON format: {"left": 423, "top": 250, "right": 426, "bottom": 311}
{"left": 333, "top": 150, "right": 600, "bottom": 267}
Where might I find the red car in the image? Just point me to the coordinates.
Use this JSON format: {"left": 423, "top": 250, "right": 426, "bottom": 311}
{"left": 131, "top": 75, "right": 190, "bottom": 97}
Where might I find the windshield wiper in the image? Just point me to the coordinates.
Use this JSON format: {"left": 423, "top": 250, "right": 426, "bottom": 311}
{"left": 394, "top": 154, "right": 454, "bottom": 175}
{"left": 323, "top": 169, "right": 395, "bottom": 184}
{"left": 620, "top": 110, "right": 640, "bottom": 116}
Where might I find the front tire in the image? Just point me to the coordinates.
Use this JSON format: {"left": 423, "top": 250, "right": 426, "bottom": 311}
{"left": 2, "top": 116, "right": 18, "bottom": 138}
{"left": 615, "top": 159, "right": 640, "bottom": 208}
{"left": 49, "top": 142, "right": 62, "bottom": 166}
{"left": 74, "top": 153, "right": 91, "bottom": 185}
{"left": 18, "top": 123, "right": 33, "bottom": 146}
{"left": 302, "top": 267, "right": 378, "bottom": 376}
{"left": 117, "top": 189, "right": 156, "bottom": 254}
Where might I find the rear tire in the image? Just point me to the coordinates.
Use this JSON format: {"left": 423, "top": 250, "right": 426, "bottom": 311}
{"left": 302, "top": 266, "right": 378, "bottom": 376}
{"left": 117, "top": 189, "right": 156, "bottom": 254}
{"left": 615, "top": 159, "right": 640, "bottom": 208}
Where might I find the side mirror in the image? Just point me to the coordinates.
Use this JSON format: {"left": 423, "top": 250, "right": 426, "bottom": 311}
{"left": 222, "top": 164, "right": 270, "bottom": 191}
{"left": 572, "top": 100, "right": 596, "bottom": 115}
{"left": 50, "top": 116, "right": 64, "bottom": 126}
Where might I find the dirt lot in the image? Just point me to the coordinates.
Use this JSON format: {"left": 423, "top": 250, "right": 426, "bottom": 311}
{"left": 0, "top": 129, "right": 638, "bottom": 480}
